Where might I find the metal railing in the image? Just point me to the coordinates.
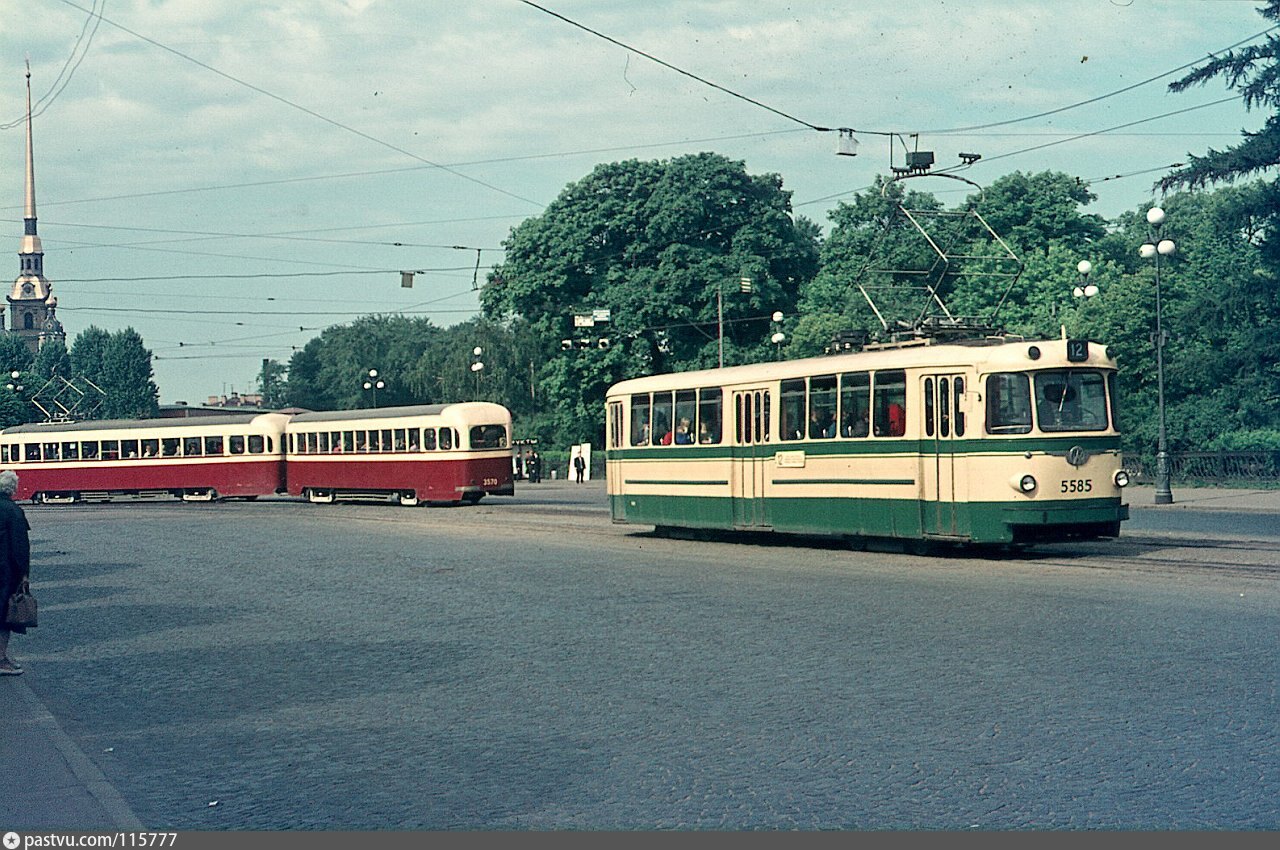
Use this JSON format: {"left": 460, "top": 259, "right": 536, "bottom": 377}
{"left": 1123, "top": 451, "right": 1280, "bottom": 486}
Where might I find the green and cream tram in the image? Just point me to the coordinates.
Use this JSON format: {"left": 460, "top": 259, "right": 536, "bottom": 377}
{"left": 605, "top": 336, "right": 1130, "bottom": 546}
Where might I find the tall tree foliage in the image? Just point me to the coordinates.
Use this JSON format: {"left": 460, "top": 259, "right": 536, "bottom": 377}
{"left": 481, "top": 152, "right": 819, "bottom": 443}
{"left": 69, "top": 326, "right": 159, "bottom": 419}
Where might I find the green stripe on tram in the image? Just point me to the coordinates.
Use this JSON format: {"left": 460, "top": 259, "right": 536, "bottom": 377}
{"left": 607, "top": 434, "right": 1121, "bottom": 461}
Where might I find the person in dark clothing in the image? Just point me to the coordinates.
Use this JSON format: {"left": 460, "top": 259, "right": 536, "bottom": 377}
{"left": 527, "top": 451, "right": 542, "bottom": 484}
{"left": 573, "top": 453, "right": 586, "bottom": 483}
{"left": 0, "top": 470, "right": 32, "bottom": 676}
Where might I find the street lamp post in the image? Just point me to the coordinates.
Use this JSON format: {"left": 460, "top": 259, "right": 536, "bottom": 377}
{"left": 362, "top": 368, "right": 385, "bottom": 408}
{"left": 470, "top": 346, "right": 485, "bottom": 396}
{"left": 770, "top": 311, "right": 785, "bottom": 360}
{"left": 1072, "top": 260, "right": 1097, "bottom": 334}
{"left": 718, "top": 276, "right": 753, "bottom": 368}
{"left": 1140, "top": 207, "right": 1175, "bottom": 505}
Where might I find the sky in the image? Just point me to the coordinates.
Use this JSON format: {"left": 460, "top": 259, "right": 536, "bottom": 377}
{"left": 0, "top": 0, "right": 1271, "bottom": 405}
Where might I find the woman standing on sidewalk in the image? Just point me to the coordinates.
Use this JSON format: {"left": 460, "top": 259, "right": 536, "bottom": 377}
{"left": 0, "top": 470, "right": 31, "bottom": 675}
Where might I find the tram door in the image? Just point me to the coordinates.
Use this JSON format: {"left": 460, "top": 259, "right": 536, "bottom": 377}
{"left": 921, "top": 374, "right": 966, "bottom": 536}
{"left": 731, "top": 388, "right": 771, "bottom": 528}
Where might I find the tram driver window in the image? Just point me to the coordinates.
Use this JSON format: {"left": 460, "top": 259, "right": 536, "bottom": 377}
{"left": 248, "top": 435, "right": 265, "bottom": 454}
{"left": 439, "top": 428, "right": 453, "bottom": 451}
{"left": 780, "top": 379, "right": 806, "bottom": 441}
{"left": 422, "top": 428, "right": 437, "bottom": 451}
{"left": 985, "top": 373, "right": 1032, "bottom": 434}
{"left": 872, "top": 370, "right": 907, "bottom": 437}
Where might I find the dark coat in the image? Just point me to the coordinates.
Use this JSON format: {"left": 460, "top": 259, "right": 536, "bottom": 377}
{"left": 0, "top": 494, "right": 31, "bottom": 635}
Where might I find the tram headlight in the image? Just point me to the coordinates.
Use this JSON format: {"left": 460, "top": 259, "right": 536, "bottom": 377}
{"left": 1114, "top": 469, "right": 1131, "bottom": 488}
{"left": 1009, "top": 473, "right": 1037, "bottom": 494}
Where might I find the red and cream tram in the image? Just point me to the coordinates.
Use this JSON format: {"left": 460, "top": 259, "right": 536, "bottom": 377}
{"left": 283, "top": 403, "right": 515, "bottom": 505}
{"left": 0, "top": 412, "right": 290, "bottom": 503}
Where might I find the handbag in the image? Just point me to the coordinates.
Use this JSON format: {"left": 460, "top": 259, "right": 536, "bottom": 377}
{"left": 5, "top": 579, "right": 37, "bottom": 629}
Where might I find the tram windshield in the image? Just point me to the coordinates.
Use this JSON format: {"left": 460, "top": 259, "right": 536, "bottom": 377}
{"left": 987, "top": 370, "right": 1110, "bottom": 433}
{"left": 1034, "top": 370, "right": 1109, "bottom": 431}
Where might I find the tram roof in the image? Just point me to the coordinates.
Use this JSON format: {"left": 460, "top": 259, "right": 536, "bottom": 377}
{"left": 608, "top": 337, "right": 1116, "bottom": 396}
{"left": 287, "top": 402, "right": 509, "bottom": 424}
{"left": 1, "top": 411, "right": 282, "bottom": 435}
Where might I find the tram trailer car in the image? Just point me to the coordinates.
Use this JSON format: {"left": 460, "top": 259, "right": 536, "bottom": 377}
{"left": 0, "top": 412, "right": 290, "bottom": 503}
{"left": 605, "top": 337, "right": 1131, "bottom": 546}
{"left": 284, "top": 402, "right": 515, "bottom": 505}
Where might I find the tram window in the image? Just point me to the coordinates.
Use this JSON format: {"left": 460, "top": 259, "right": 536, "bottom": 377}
{"left": 82, "top": 441, "right": 98, "bottom": 460}
{"left": 121, "top": 440, "right": 140, "bottom": 459}
{"left": 266, "top": 437, "right": 274, "bottom": 454}
{"left": 1107, "top": 372, "right": 1119, "bottom": 432}
{"left": 755, "top": 391, "right": 767, "bottom": 443}
{"left": 986, "top": 373, "right": 1032, "bottom": 434}
{"left": 141, "top": 438, "right": 160, "bottom": 458}
{"left": 184, "top": 437, "right": 202, "bottom": 456}
{"left": 328, "top": 432, "right": 340, "bottom": 453}
{"left": 440, "top": 428, "right": 454, "bottom": 451}
{"left": 698, "top": 388, "right": 722, "bottom": 444}
{"left": 1035, "top": 370, "right": 1108, "bottom": 432}
{"left": 422, "top": 428, "right": 436, "bottom": 451}
{"left": 162, "top": 438, "right": 180, "bottom": 457}
{"left": 924, "top": 378, "right": 935, "bottom": 438}
{"left": 0, "top": 445, "right": 7, "bottom": 464}
{"left": 780, "top": 379, "right": 806, "bottom": 441}
{"left": 393, "top": 429, "right": 407, "bottom": 451}
{"left": 670, "top": 390, "right": 696, "bottom": 445}
{"left": 954, "top": 377, "right": 966, "bottom": 437}
{"left": 873, "top": 370, "right": 907, "bottom": 437}
{"left": 380, "top": 430, "right": 393, "bottom": 452}
{"left": 940, "top": 377, "right": 951, "bottom": 438}
{"left": 24, "top": 444, "right": 40, "bottom": 462}
{"left": 205, "top": 436, "right": 223, "bottom": 455}
{"left": 343, "top": 432, "right": 355, "bottom": 453}
{"left": 407, "top": 429, "right": 419, "bottom": 451}
{"left": 41, "top": 443, "right": 59, "bottom": 461}
{"left": 471, "top": 424, "right": 506, "bottom": 449}
{"left": 839, "top": 373, "right": 870, "bottom": 437}
{"left": 62, "top": 442, "right": 79, "bottom": 461}
{"left": 809, "top": 375, "right": 837, "bottom": 439}
{"left": 630, "top": 394, "right": 652, "bottom": 446}
{"left": 317, "top": 433, "right": 329, "bottom": 453}
{"left": 652, "top": 391, "right": 674, "bottom": 446}
{"left": 352, "top": 431, "right": 365, "bottom": 452}
{"left": 248, "top": 435, "right": 264, "bottom": 454}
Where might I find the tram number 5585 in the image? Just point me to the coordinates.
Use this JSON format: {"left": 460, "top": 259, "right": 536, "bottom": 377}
{"left": 1060, "top": 479, "right": 1093, "bottom": 493}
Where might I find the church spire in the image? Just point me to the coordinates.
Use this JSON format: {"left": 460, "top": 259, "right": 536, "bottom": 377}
{"left": 9, "top": 63, "right": 58, "bottom": 355}
{"left": 24, "top": 60, "right": 36, "bottom": 227}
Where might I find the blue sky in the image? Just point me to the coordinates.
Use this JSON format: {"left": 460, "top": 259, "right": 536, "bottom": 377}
{"left": 0, "top": 0, "right": 1269, "bottom": 404}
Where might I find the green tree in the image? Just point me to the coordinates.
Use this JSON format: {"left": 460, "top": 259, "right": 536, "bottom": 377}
{"left": 256, "top": 358, "right": 290, "bottom": 409}
{"left": 98, "top": 328, "right": 159, "bottom": 419}
{"left": 0, "top": 335, "right": 34, "bottom": 427}
{"left": 482, "top": 152, "right": 819, "bottom": 446}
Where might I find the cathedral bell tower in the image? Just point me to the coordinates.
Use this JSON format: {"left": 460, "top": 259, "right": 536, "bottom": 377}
{"left": 8, "top": 64, "right": 62, "bottom": 355}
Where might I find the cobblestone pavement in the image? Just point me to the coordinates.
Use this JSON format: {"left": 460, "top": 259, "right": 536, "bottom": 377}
{"left": 7, "top": 491, "right": 1279, "bottom": 829}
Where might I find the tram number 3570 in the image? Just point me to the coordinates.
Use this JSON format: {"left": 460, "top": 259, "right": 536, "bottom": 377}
{"left": 483, "top": 478, "right": 500, "bottom": 486}
{"left": 1060, "top": 479, "right": 1093, "bottom": 493}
